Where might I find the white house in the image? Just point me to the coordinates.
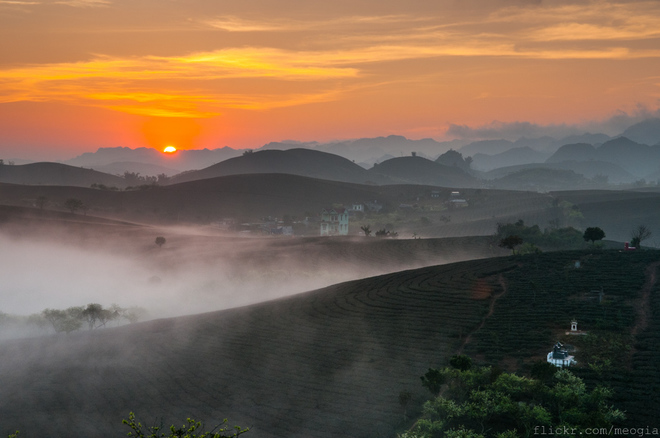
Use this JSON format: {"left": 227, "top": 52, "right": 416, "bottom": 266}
{"left": 320, "top": 207, "right": 349, "bottom": 236}
{"left": 546, "top": 341, "right": 576, "bottom": 368}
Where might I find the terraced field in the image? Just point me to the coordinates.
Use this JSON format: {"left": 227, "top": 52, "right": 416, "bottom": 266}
{"left": 1, "top": 249, "right": 658, "bottom": 437}
{"left": 0, "top": 259, "right": 508, "bottom": 438}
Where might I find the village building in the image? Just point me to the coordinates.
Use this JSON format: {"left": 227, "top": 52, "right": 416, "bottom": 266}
{"left": 320, "top": 207, "right": 349, "bottom": 236}
{"left": 546, "top": 341, "right": 576, "bottom": 368}
{"left": 448, "top": 191, "right": 468, "bottom": 207}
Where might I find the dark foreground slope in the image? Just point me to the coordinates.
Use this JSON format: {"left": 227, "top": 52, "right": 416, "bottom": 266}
{"left": 1, "top": 250, "right": 659, "bottom": 437}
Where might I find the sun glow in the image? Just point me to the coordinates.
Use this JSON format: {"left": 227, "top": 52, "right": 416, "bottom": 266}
{"left": 163, "top": 146, "right": 177, "bottom": 153}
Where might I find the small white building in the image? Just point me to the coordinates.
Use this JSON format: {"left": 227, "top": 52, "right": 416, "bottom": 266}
{"left": 320, "top": 207, "right": 349, "bottom": 236}
{"left": 547, "top": 341, "right": 576, "bottom": 368}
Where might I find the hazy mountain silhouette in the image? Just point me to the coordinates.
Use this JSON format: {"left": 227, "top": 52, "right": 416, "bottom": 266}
{"left": 620, "top": 118, "right": 660, "bottom": 146}
{"left": 546, "top": 143, "right": 598, "bottom": 163}
{"left": 598, "top": 137, "right": 660, "bottom": 177}
{"left": 559, "top": 132, "right": 610, "bottom": 146}
{"left": 169, "top": 149, "right": 383, "bottom": 185}
{"left": 0, "top": 162, "right": 127, "bottom": 188}
{"left": 258, "top": 135, "right": 462, "bottom": 165}
{"left": 471, "top": 147, "right": 550, "bottom": 171}
{"left": 544, "top": 137, "right": 660, "bottom": 178}
{"left": 459, "top": 139, "right": 515, "bottom": 156}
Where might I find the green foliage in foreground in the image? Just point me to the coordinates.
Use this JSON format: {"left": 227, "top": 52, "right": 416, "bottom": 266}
{"left": 123, "top": 412, "right": 249, "bottom": 438}
{"left": 402, "top": 363, "right": 624, "bottom": 438}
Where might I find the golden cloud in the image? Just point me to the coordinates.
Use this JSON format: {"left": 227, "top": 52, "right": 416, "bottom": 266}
{"left": 2, "top": 1, "right": 660, "bottom": 118}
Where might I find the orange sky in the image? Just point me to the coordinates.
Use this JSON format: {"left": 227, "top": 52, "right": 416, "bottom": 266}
{"left": 1, "top": 0, "right": 660, "bottom": 159}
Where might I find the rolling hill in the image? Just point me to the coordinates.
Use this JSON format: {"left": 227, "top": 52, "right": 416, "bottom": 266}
{"left": 0, "top": 162, "right": 127, "bottom": 188}
{"left": 169, "top": 149, "right": 382, "bottom": 185}
{"left": 1, "top": 249, "right": 658, "bottom": 437}
{"left": 368, "top": 156, "right": 477, "bottom": 187}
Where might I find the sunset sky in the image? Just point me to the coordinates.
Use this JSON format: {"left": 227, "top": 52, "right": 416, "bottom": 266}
{"left": 1, "top": 0, "right": 660, "bottom": 160}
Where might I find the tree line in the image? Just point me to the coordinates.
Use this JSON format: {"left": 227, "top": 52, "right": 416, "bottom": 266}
{"left": 0, "top": 303, "right": 146, "bottom": 337}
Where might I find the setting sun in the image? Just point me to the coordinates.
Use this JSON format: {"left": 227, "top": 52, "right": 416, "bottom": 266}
{"left": 163, "top": 146, "right": 177, "bottom": 153}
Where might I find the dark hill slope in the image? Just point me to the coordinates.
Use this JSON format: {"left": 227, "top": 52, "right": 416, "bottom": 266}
{"left": 170, "top": 149, "right": 382, "bottom": 185}
{"left": 1, "top": 250, "right": 659, "bottom": 436}
{"left": 368, "top": 156, "right": 477, "bottom": 187}
{"left": 0, "top": 162, "right": 127, "bottom": 188}
{"left": 490, "top": 168, "right": 588, "bottom": 191}
{"left": 0, "top": 175, "right": 395, "bottom": 223}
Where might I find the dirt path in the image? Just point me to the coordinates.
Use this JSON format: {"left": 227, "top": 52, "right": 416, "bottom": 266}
{"left": 631, "top": 261, "right": 660, "bottom": 336}
{"left": 458, "top": 274, "right": 507, "bottom": 354}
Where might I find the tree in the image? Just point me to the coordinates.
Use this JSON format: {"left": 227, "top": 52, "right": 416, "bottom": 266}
{"left": 155, "top": 236, "right": 166, "bottom": 247}
{"left": 360, "top": 225, "right": 372, "bottom": 237}
{"left": 449, "top": 354, "right": 472, "bottom": 371}
{"left": 42, "top": 307, "right": 84, "bottom": 334}
{"left": 630, "top": 225, "right": 652, "bottom": 248}
{"left": 81, "top": 303, "right": 119, "bottom": 330}
{"left": 498, "top": 235, "right": 523, "bottom": 254}
{"left": 583, "top": 227, "right": 606, "bottom": 244}
{"left": 420, "top": 368, "right": 446, "bottom": 396}
{"left": 123, "top": 412, "right": 249, "bottom": 438}
{"left": 64, "top": 198, "right": 84, "bottom": 214}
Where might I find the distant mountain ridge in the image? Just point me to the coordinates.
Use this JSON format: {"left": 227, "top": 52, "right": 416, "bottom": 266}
{"left": 546, "top": 137, "right": 660, "bottom": 178}
{"left": 620, "top": 118, "right": 660, "bottom": 145}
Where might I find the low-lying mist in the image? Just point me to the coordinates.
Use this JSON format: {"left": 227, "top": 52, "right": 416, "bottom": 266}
{"left": 0, "top": 223, "right": 502, "bottom": 339}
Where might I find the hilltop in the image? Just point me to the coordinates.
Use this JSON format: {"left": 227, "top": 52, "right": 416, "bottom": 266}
{"left": 368, "top": 155, "right": 477, "bottom": 187}
{"left": 1, "top": 249, "right": 658, "bottom": 436}
{"left": 169, "top": 148, "right": 383, "bottom": 185}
